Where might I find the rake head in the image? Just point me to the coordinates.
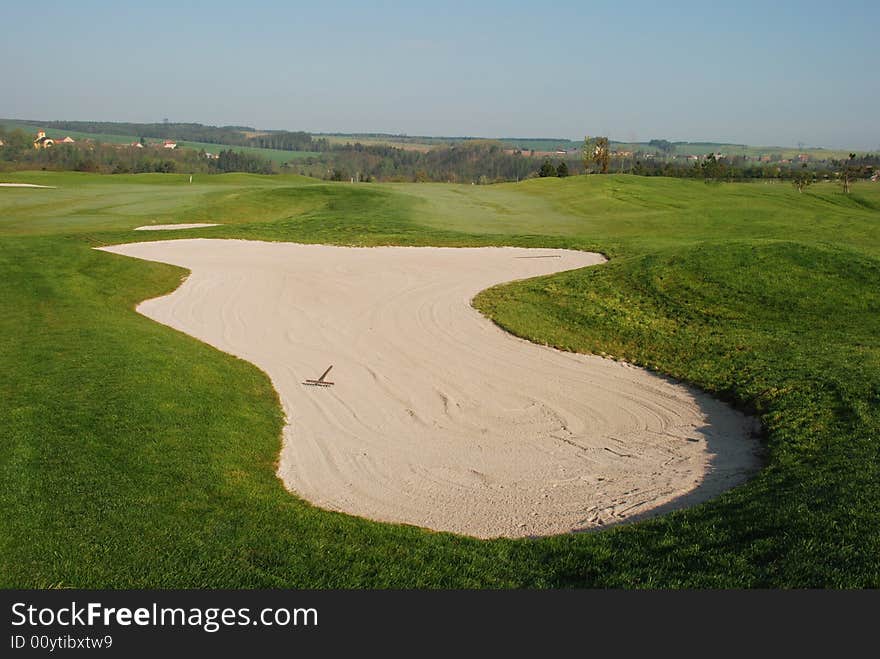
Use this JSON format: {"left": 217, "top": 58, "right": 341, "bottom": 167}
{"left": 303, "top": 365, "right": 334, "bottom": 387}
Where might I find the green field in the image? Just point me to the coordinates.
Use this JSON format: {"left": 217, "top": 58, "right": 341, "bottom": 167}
{"left": 0, "top": 120, "right": 319, "bottom": 165}
{"left": 1, "top": 171, "right": 878, "bottom": 587}
{"left": 174, "top": 140, "right": 320, "bottom": 163}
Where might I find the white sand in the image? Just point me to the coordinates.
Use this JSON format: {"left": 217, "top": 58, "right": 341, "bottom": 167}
{"left": 99, "top": 239, "right": 761, "bottom": 538}
{"left": 0, "top": 183, "right": 56, "bottom": 188}
{"left": 134, "top": 223, "right": 220, "bottom": 231}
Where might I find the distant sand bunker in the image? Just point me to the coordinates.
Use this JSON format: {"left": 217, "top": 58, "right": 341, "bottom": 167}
{"left": 98, "top": 239, "right": 760, "bottom": 538}
{"left": 134, "top": 223, "right": 220, "bottom": 231}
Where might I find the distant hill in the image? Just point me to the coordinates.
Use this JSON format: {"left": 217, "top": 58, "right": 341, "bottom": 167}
{"left": 317, "top": 132, "right": 859, "bottom": 160}
{"left": 2, "top": 118, "right": 866, "bottom": 161}
{"left": 1, "top": 119, "right": 328, "bottom": 154}
{"left": 13, "top": 120, "right": 256, "bottom": 146}
{"left": 3, "top": 118, "right": 873, "bottom": 184}
{"left": 0, "top": 119, "right": 321, "bottom": 166}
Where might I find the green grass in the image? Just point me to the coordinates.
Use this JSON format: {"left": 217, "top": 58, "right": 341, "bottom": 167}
{"left": 1, "top": 171, "right": 879, "bottom": 587}
{"left": 174, "top": 141, "right": 320, "bottom": 163}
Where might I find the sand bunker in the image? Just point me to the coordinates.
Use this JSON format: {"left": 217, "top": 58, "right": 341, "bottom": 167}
{"left": 134, "top": 223, "right": 220, "bottom": 231}
{"left": 98, "top": 239, "right": 760, "bottom": 538}
{"left": 0, "top": 183, "right": 56, "bottom": 188}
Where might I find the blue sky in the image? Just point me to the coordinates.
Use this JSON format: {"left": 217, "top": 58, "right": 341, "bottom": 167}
{"left": 3, "top": 1, "right": 878, "bottom": 148}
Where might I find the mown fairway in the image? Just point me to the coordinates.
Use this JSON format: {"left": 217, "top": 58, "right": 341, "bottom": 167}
{"left": 1, "top": 171, "right": 878, "bottom": 587}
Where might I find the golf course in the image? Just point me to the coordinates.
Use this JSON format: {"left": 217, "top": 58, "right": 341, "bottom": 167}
{"left": 1, "top": 171, "right": 878, "bottom": 587}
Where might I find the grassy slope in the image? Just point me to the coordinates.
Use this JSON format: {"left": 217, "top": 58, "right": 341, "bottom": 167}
{"left": 1, "top": 171, "right": 878, "bottom": 587}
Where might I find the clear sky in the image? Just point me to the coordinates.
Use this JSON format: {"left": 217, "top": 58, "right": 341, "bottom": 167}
{"left": 3, "top": 0, "right": 878, "bottom": 149}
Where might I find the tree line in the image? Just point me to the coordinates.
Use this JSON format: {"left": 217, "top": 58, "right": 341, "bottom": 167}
{"left": 2, "top": 124, "right": 876, "bottom": 186}
{"left": 626, "top": 151, "right": 877, "bottom": 187}
{"left": 581, "top": 136, "right": 877, "bottom": 188}
{"left": 0, "top": 128, "right": 275, "bottom": 175}
{"left": 292, "top": 141, "right": 554, "bottom": 183}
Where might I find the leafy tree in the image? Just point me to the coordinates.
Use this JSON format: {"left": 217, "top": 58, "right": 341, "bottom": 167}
{"left": 539, "top": 159, "right": 557, "bottom": 177}
{"left": 700, "top": 153, "right": 725, "bottom": 182}
{"left": 583, "top": 136, "right": 610, "bottom": 173}
{"left": 1, "top": 129, "right": 33, "bottom": 158}
{"left": 841, "top": 153, "right": 858, "bottom": 193}
{"left": 556, "top": 160, "right": 569, "bottom": 177}
{"left": 792, "top": 165, "right": 814, "bottom": 192}
{"left": 216, "top": 149, "right": 274, "bottom": 174}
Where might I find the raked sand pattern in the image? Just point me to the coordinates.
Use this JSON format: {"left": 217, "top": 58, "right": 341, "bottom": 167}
{"left": 98, "top": 239, "right": 761, "bottom": 538}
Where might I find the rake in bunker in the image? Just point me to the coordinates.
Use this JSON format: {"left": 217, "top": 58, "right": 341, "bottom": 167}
{"left": 303, "top": 365, "right": 335, "bottom": 387}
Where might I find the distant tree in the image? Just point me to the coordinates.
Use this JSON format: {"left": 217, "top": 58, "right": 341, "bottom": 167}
{"left": 700, "top": 153, "right": 724, "bottom": 182}
{"left": 2, "top": 129, "right": 33, "bottom": 158}
{"left": 649, "top": 139, "right": 676, "bottom": 156}
{"left": 582, "top": 137, "right": 591, "bottom": 172}
{"left": 556, "top": 160, "right": 569, "bottom": 177}
{"left": 792, "top": 165, "right": 814, "bottom": 192}
{"left": 583, "top": 136, "right": 610, "bottom": 173}
{"left": 598, "top": 137, "right": 610, "bottom": 173}
{"left": 841, "top": 152, "right": 858, "bottom": 193}
{"left": 215, "top": 149, "right": 274, "bottom": 174}
{"left": 539, "top": 159, "right": 557, "bottom": 177}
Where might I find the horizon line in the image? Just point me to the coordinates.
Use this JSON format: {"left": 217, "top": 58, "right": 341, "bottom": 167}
{"left": 1, "top": 116, "right": 873, "bottom": 153}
